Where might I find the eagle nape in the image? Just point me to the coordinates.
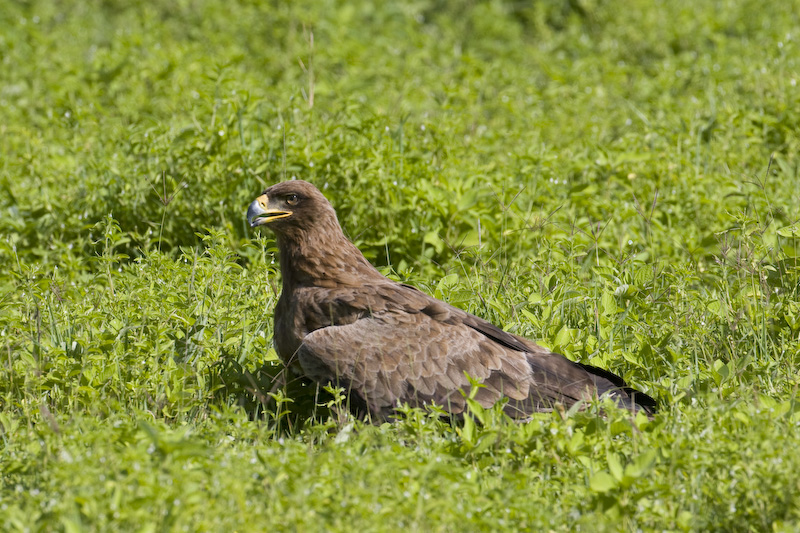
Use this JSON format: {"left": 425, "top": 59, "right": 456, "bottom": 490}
{"left": 247, "top": 180, "right": 657, "bottom": 421}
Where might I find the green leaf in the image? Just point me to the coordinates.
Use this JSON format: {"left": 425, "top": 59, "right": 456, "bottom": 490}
{"left": 607, "top": 453, "right": 624, "bottom": 482}
{"left": 471, "top": 430, "right": 499, "bottom": 455}
{"left": 712, "top": 359, "right": 730, "bottom": 385}
{"left": 465, "top": 397, "right": 488, "bottom": 426}
{"left": 589, "top": 471, "right": 618, "bottom": 493}
{"left": 460, "top": 414, "right": 476, "bottom": 448}
{"left": 553, "top": 325, "right": 576, "bottom": 347}
{"left": 777, "top": 223, "right": 800, "bottom": 238}
{"left": 624, "top": 449, "right": 657, "bottom": 480}
{"left": 601, "top": 291, "right": 617, "bottom": 315}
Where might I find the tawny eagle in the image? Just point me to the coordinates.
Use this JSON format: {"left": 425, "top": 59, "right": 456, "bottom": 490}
{"left": 247, "top": 180, "right": 656, "bottom": 419}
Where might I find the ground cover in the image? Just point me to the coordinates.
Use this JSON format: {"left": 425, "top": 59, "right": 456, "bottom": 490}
{"left": 2, "top": 0, "right": 800, "bottom": 530}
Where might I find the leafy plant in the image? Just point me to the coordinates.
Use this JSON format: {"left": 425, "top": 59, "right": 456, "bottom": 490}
{"left": 2, "top": 0, "right": 800, "bottom": 530}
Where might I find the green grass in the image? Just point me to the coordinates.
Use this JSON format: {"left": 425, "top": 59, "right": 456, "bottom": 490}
{"left": 2, "top": 0, "right": 800, "bottom": 530}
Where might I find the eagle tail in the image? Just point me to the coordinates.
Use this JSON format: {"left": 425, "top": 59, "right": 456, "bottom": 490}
{"left": 576, "top": 361, "right": 658, "bottom": 415}
{"left": 513, "top": 352, "right": 658, "bottom": 417}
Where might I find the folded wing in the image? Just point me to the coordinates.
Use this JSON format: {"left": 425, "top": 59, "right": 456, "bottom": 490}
{"left": 295, "top": 283, "right": 655, "bottom": 419}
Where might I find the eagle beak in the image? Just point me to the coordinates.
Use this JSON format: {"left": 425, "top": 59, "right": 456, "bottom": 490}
{"left": 247, "top": 194, "right": 292, "bottom": 227}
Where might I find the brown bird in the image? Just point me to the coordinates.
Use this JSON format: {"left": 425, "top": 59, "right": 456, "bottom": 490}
{"left": 247, "top": 180, "right": 656, "bottom": 420}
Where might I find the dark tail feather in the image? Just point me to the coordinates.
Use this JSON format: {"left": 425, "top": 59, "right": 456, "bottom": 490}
{"left": 577, "top": 362, "right": 658, "bottom": 414}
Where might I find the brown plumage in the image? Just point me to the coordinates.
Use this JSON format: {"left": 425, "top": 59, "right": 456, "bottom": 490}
{"left": 247, "top": 180, "right": 657, "bottom": 420}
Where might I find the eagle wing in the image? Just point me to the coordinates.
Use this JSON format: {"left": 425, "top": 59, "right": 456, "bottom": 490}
{"left": 293, "top": 283, "right": 644, "bottom": 419}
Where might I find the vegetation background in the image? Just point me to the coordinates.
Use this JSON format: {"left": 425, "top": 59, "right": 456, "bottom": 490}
{"left": 2, "top": 0, "right": 800, "bottom": 530}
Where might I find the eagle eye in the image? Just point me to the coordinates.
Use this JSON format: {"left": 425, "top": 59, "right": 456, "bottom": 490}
{"left": 285, "top": 194, "right": 299, "bottom": 206}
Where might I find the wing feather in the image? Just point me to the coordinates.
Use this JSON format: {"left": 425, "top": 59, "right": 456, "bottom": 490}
{"left": 287, "top": 281, "right": 654, "bottom": 419}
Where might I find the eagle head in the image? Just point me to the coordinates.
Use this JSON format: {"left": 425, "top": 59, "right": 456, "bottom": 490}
{"left": 247, "top": 180, "right": 338, "bottom": 234}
